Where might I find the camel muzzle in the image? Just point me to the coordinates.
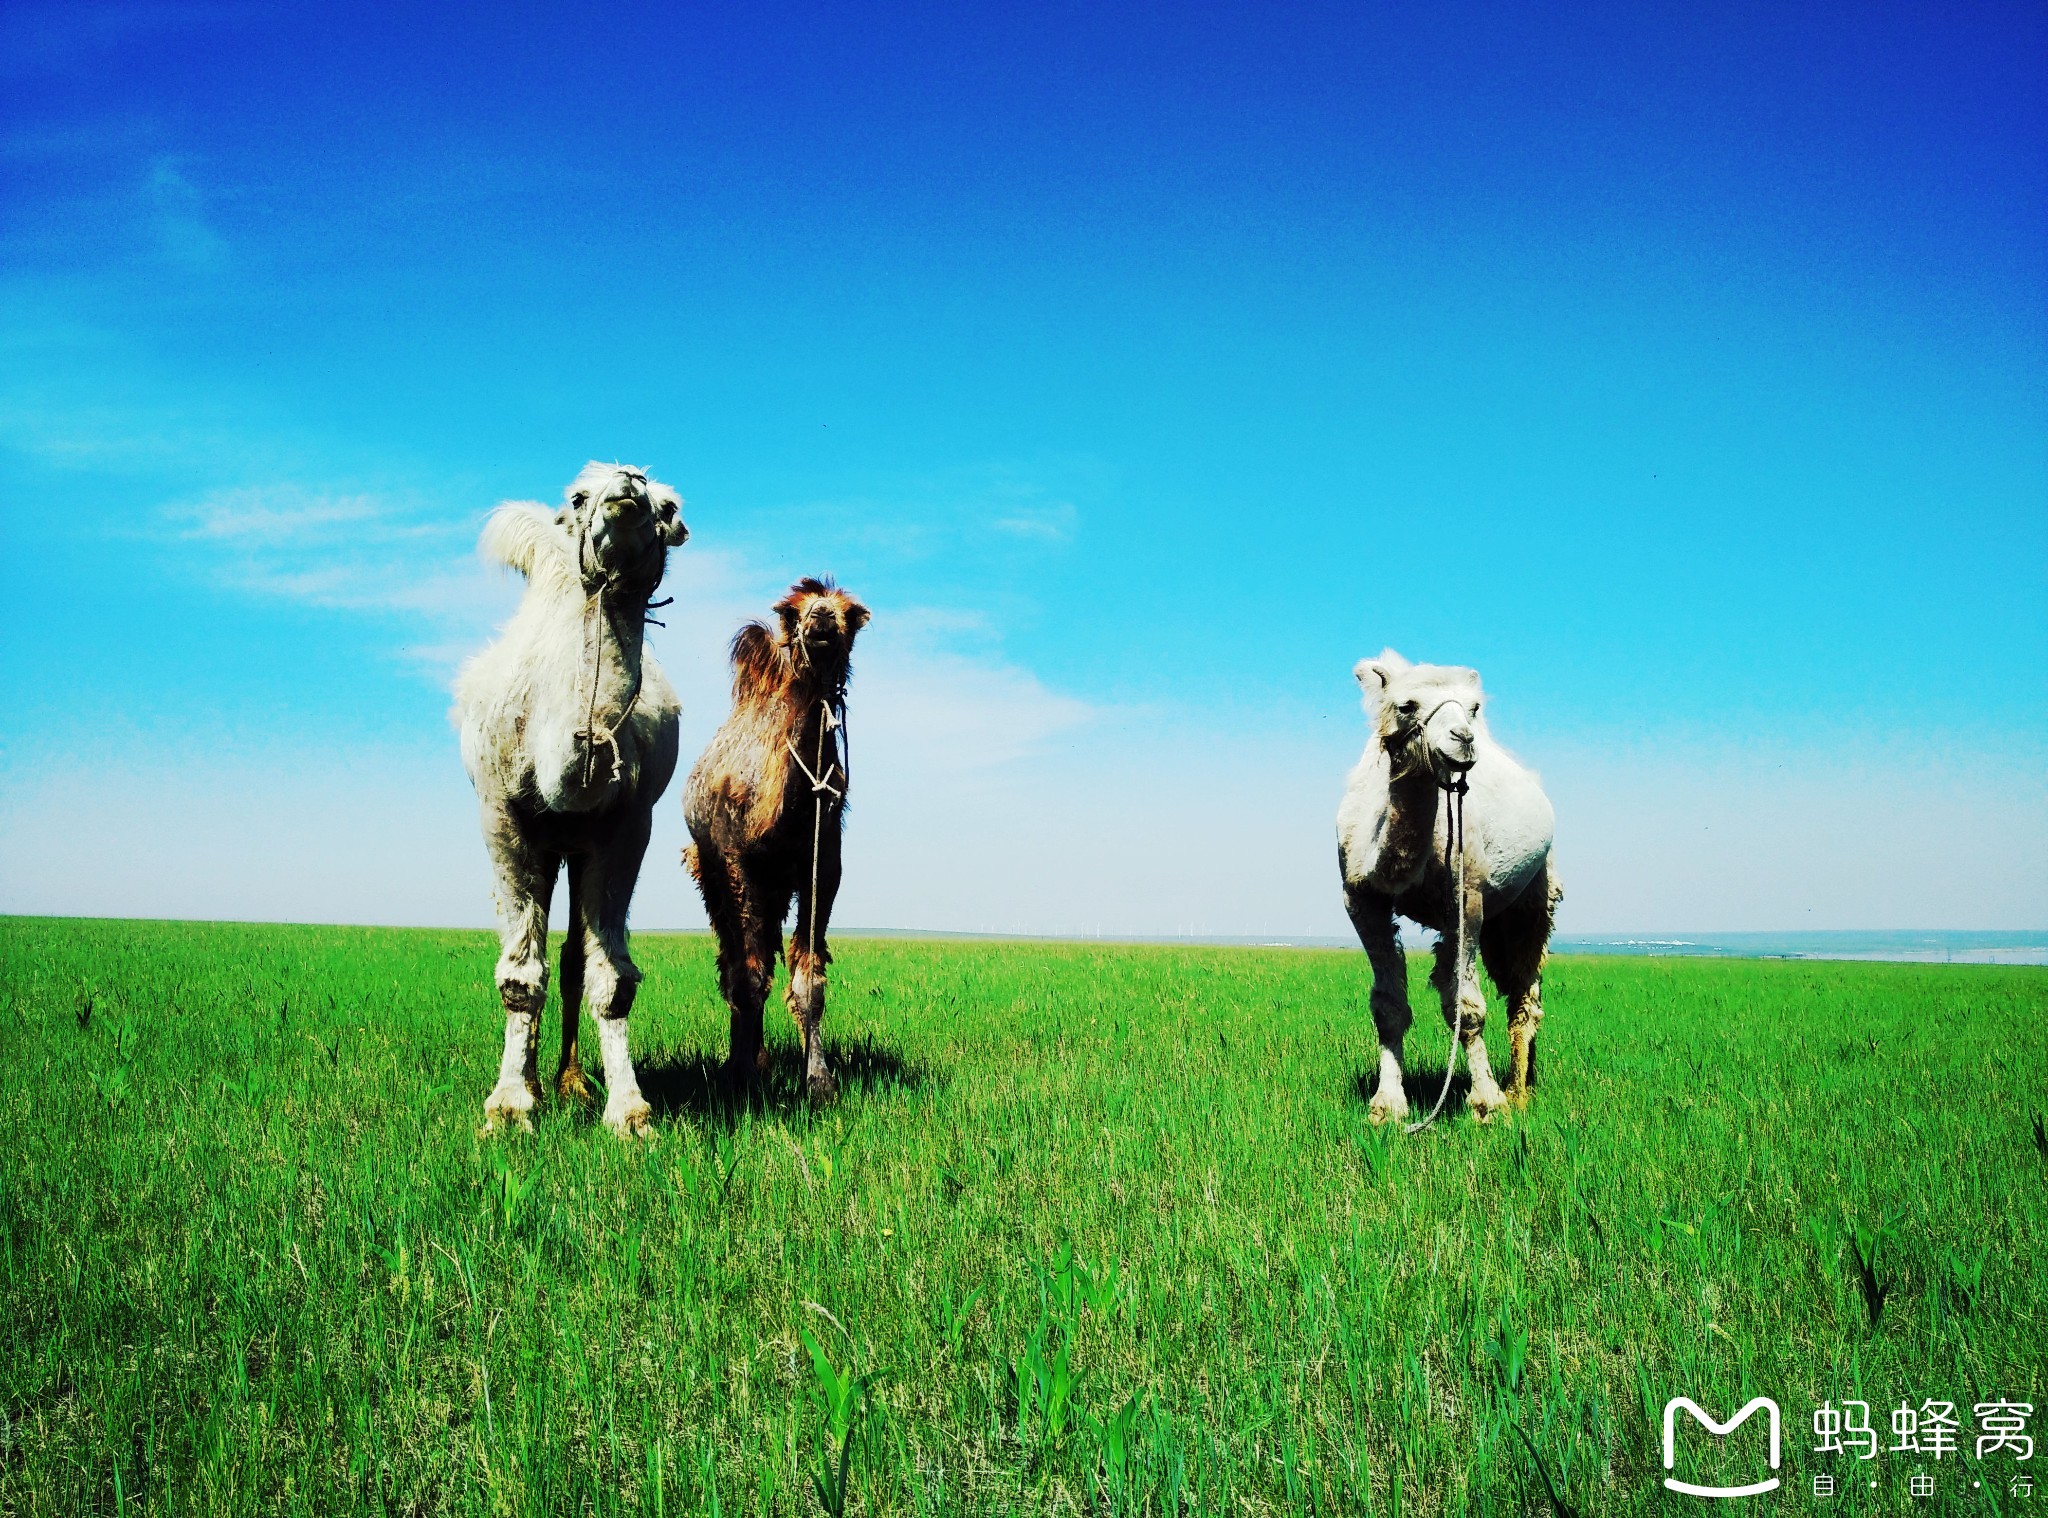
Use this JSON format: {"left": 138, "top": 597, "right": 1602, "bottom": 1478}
{"left": 587, "top": 498, "right": 667, "bottom": 583}
{"left": 601, "top": 491, "right": 648, "bottom": 525}
{"left": 1419, "top": 698, "right": 1477, "bottom": 777}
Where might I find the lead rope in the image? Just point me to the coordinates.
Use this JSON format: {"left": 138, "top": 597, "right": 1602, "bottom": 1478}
{"left": 578, "top": 590, "right": 607, "bottom": 786}
{"left": 1405, "top": 773, "right": 1468, "bottom": 1135}
{"left": 572, "top": 517, "right": 650, "bottom": 788}
{"left": 785, "top": 690, "right": 848, "bottom": 962}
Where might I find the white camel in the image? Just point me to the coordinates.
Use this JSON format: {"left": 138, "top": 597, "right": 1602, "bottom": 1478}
{"left": 1336, "top": 650, "right": 1560, "bottom": 1125}
{"left": 455, "top": 462, "right": 688, "bottom": 1138}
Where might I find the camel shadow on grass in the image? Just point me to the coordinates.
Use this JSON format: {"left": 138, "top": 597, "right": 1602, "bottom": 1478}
{"left": 637, "top": 1033, "right": 927, "bottom": 1128}
{"left": 1353, "top": 1066, "right": 1473, "bottom": 1122}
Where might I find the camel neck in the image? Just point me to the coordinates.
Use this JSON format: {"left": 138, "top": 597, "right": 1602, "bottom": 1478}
{"left": 775, "top": 655, "right": 845, "bottom": 714}
{"left": 782, "top": 671, "right": 847, "bottom": 774}
{"left": 787, "top": 679, "right": 842, "bottom": 748}
{"left": 1379, "top": 764, "right": 1441, "bottom": 881}
{"left": 576, "top": 591, "right": 648, "bottom": 709}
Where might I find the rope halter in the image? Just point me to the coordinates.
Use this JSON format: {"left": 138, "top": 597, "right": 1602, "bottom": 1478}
{"left": 1405, "top": 765, "right": 1471, "bottom": 1136}
{"left": 570, "top": 502, "right": 665, "bottom": 789}
{"left": 788, "top": 688, "right": 850, "bottom": 963}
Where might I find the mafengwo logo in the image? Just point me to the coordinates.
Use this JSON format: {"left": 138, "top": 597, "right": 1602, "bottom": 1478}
{"left": 1663, "top": 1397, "right": 1783, "bottom": 1498}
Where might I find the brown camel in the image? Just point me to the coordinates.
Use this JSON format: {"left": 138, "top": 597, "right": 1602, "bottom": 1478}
{"left": 683, "top": 578, "right": 869, "bottom": 1098}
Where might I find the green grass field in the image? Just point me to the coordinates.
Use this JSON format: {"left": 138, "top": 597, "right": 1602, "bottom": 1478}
{"left": 3, "top": 918, "right": 2043, "bottom": 1515}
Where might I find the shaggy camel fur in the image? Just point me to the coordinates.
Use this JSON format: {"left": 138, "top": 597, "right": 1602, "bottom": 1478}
{"left": 1336, "top": 650, "right": 1560, "bottom": 1124}
{"left": 683, "top": 579, "right": 869, "bottom": 1099}
{"left": 455, "top": 463, "right": 688, "bottom": 1137}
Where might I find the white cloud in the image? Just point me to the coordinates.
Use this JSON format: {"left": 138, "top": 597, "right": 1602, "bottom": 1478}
{"left": 146, "top": 156, "right": 228, "bottom": 271}
{"left": 856, "top": 636, "right": 1093, "bottom": 769}
{"left": 177, "top": 488, "right": 390, "bottom": 544}
{"left": 156, "top": 483, "right": 517, "bottom": 676}
{"left": 735, "top": 463, "right": 1093, "bottom": 566}
{"left": 990, "top": 499, "right": 1077, "bottom": 542}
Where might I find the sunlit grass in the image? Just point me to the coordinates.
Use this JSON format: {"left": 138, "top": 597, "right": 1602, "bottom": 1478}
{"left": 2, "top": 918, "right": 2042, "bottom": 1513}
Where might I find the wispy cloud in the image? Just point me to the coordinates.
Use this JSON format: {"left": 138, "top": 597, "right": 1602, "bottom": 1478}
{"left": 178, "top": 488, "right": 389, "bottom": 544}
{"left": 857, "top": 623, "right": 1096, "bottom": 770}
{"left": 159, "top": 485, "right": 513, "bottom": 674}
{"left": 146, "top": 155, "right": 228, "bottom": 270}
{"left": 991, "top": 498, "right": 1077, "bottom": 542}
{"left": 157, "top": 485, "right": 1114, "bottom": 763}
{"left": 737, "top": 462, "right": 1095, "bottom": 564}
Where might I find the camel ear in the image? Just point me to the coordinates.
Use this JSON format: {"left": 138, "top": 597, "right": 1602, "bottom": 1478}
{"left": 776, "top": 598, "right": 803, "bottom": 643}
{"left": 843, "top": 599, "right": 871, "bottom": 635}
{"left": 651, "top": 487, "right": 688, "bottom": 546}
{"left": 1354, "top": 659, "right": 1391, "bottom": 695}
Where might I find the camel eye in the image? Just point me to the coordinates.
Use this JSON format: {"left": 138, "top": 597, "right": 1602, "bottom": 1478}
{"left": 1398, "top": 700, "right": 1419, "bottom": 714}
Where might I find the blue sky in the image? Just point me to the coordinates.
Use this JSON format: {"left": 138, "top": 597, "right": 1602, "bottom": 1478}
{"left": 2, "top": 1, "right": 2043, "bottom": 933}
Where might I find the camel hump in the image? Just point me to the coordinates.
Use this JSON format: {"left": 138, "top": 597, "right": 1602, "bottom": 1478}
{"left": 477, "top": 501, "right": 566, "bottom": 580}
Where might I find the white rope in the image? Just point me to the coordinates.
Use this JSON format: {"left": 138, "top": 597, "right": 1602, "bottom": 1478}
{"left": 782, "top": 724, "right": 843, "bottom": 801}
{"left": 1406, "top": 774, "right": 1468, "bottom": 1135}
{"left": 786, "top": 695, "right": 846, "bottom": 964}
{"left": 571, "top": 514, "right": 648, "bottom": 789}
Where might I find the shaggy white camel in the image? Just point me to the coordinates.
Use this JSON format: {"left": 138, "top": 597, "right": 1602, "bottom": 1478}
{"left": 455, "top": 463, "right": 688, "bottom": 1138}
{"left": 1336, "top": 650, "right": 1560, "bottom": 1126}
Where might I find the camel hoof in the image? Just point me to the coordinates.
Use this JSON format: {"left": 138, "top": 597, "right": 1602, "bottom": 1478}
{"left": 556, "top": 1066, "right": 597, "bottom": 1109}
{"left": 604, "top": 1099, "right": 654, "bottom": 1140}
{"left": 806, "top": 1070, "right": 839, "bottom": 1104}
{"left": 481, "top": 1088, "right": 536, "bottom": 1135}
{"left": 1468, "top": 1087, "right": 1508, "bottom": 1123}
{"left": 1366, "top": 1096, "right": 1409, "bottom": 1127}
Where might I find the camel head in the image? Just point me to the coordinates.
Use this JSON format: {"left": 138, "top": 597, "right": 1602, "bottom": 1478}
{"left": 1355, "top": 648, "right": 1484, "bottom": 784}
{"left": 561, "top": 461, "right": 688, "bottom": 596}
{"left": 775, "top": 577, "right": 870, "bottom": 685}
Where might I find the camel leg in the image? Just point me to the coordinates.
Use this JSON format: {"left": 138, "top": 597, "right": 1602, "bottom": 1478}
{"left": 1507, "top": 982, "right": 1543, "bottom": 1104}
{"left": 705, "top": 852, "right": 778, "bottom": 1087}
{"left": 1484, "top": 865, "right": 1560, "bottom": 1105}
{"left": 1433, "top": 884, "right": 1506, "bottom": 1120}
{"left": 481, "top": 802, "right": 557, "bottom": 1132}
{"left": 786, "top": 835, "right": 842, "bottom": 1102}
{"left": 736, "top": 868, "right": 786, "bottom": 1081}
{"left": 555, "top": 863, "right": 595, "bottom": 1108}
{"left": 689, "top": 838, "right": 751, "bottom": 1084}
{"left": 573, "top": 814, "right": 655, "bottom": 1139}
{"left": 1487, "top": 930, "right": 1544, "bottom": 1109}
{"left": 1345, "top": 885, "right": 1413, "bottom": 1125}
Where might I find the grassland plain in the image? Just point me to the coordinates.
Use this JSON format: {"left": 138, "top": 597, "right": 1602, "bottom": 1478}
{"left": 1, "top": 918, "right": 2043, "bottom": 1517}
